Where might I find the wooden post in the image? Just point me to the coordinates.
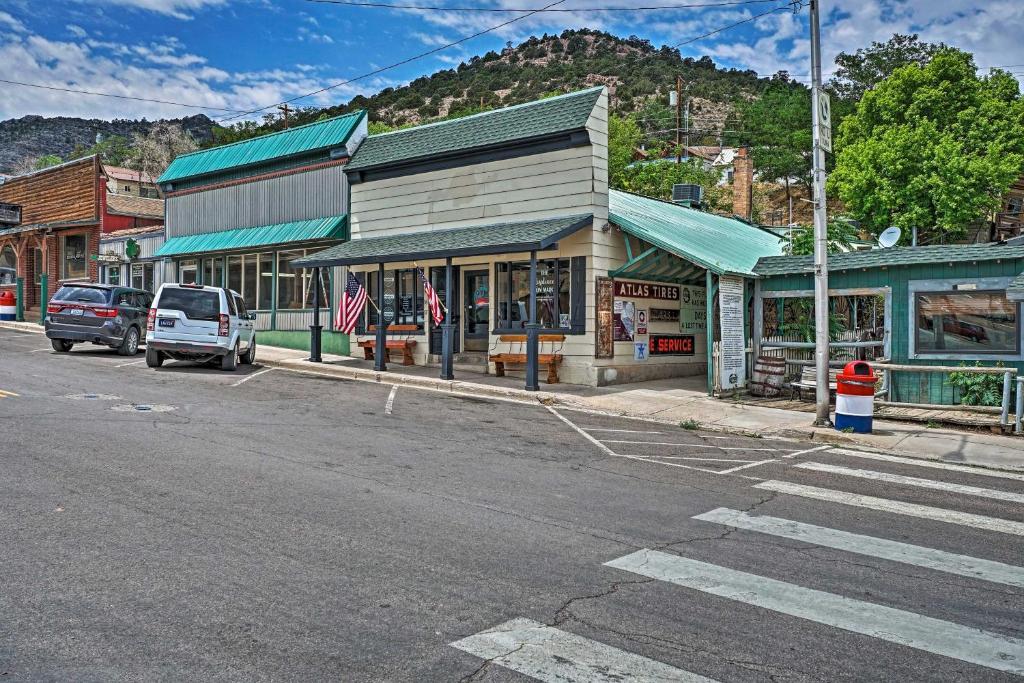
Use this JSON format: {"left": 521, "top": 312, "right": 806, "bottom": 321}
{"left": 441, "top": 258, "right": 454, "bottom": 380}
{"left": 375, "top": 263, "right": 387, "bottom": 372}
{"left": 525, "top": 250, "right": 540, "bottom": 391}
{"left": 705, "top": 269, "right": 714, "bottom": 396}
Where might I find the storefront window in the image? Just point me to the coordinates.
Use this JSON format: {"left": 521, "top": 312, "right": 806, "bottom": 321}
{"left": 179, "top": 259, "right": 197, "bottom": 285}
{"left": 131, "top": 263, "right": 154, "bottom": 291}
{"left": 62, "top": 234, "right": 87, "bottom": 280}
{"left": 277, "top": 250, "right": 308, "bottom": 310}
{"left": 243, "top": 255, "right": 258, "bottom": 310}
{"left": 258, "top": 253, "right": 273, "bottom": 310}
{"left": 33, "top": 248, "right": 43, "bottom": 284}
{"left": 203, "top": 257, "right": 224, "bottom": 288}
{"left": 915, "top": 291, "right": 1018, "bottom": 354}
{"left": 0, "top": 245, "right": 16, "bottom": 285}
{"left": 227, "top": 255, "right": 243, "bottom": 295}
{"left": 107, "top": 266, "right": 121, "bottom": 285}
{"left": 495, "top": 259, "right": 571, "bottom": 330}
{"left": 364, "top": 268, "right": 423, "bottom": 330}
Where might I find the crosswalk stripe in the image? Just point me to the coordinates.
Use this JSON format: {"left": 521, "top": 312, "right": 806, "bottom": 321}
{"left": 754, "top": 480, "right": 1024, "bottom": 536}
{"left": 693, "top": 507, "right": 1024, "bottom": 588}
{"left": 584, "top": 428, "right": 664, "bottom": 434}
{"left": 827, "top": 448, "right": 1024, "bottom": 482}
{"left": 606, "top": 550, "right": 1024, "bottom": 676}
{"left": 450, "top": 617, "right": 717, "bottom": 682}
{"left": 795, "top": 462, "right": 1024, "bottom": 504}
{"left": 600, "top": 440, "right": 782, "bottom": 451}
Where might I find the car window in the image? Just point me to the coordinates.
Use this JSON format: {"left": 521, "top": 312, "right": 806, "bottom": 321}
{"left": 226, "top": 291, "right": 237, "bottom": 317}
{"left": 53, "top": 286, "right": 109, "bottom": 304}
{"left": 138, "top": 292, "right": 152, "bottom": 309}
{"left": 156, "top": 288, "right": 221, "bottom": 321}
{"left": 115, "top": 290, "right": 133, "bottom": 306}
{"left": 234, "top": 295, "right": 248, "bottom": 318}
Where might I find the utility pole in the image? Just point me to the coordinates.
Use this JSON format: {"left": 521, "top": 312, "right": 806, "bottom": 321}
{"left": 675, "top": 75, "right": 683, "bottom": 164}
{"left": 809, "top": 0, "right": 832, "bottom": 426}
{"left": 277, "top": 103, "right": 293, "bottom": 128}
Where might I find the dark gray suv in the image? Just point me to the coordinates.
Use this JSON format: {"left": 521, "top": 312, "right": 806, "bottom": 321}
{"left": 45, "top": 283, "right": 153, "bottom": 355}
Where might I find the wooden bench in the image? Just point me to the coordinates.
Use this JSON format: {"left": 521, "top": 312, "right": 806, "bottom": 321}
{"left": 357, "top": 324, "right": 418, "bottom": 366}
{"left": 489, "top": 334, "right": 565, "bottom": 384}
{"left": 790, "top": 365, "right": 887, "bottom": 400}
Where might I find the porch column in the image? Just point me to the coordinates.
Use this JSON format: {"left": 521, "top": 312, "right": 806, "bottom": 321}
{"left": 525, "top": 250, "right": 540, "bottom": 391}
{"left": 308, "top": 267, "right": 323, "bottom": 363}
{"left": 374, "top": 262, "right": 387, "bottom": 372}
{"left": 440, "top": 257, "right": 454, "bottom": 380}
{"left": 705, "top": 269, "right": 714, "bottom": 396}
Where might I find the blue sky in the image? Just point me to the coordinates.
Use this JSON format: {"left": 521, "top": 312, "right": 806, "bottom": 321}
{"left": 1, "top": 0, "right": 1022, "bottom": 123}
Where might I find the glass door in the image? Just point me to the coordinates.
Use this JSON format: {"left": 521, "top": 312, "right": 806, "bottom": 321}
{"left": 463, "top": 269, "right": 489, "bottom": 352}
{"left": 429, "top": 266, "right": 460, "bottom": 354}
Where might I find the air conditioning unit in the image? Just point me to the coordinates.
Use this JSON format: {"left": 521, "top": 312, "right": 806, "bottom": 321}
{"left": 672, "top": 184, "right": 703, "bottom": 207}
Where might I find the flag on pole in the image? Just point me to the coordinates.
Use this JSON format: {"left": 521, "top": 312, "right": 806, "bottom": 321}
{"left": 336, "top": 271, "right": 368, "bottom": 334}
{"left": 418, "top": 267, "right": 444, "bottom": 326}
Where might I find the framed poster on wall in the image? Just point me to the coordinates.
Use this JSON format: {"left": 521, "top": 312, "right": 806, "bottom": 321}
{"left": 596, "top": 277, "right": 614, "bottom": 358}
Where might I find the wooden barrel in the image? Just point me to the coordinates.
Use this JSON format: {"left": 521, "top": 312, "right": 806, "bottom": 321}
{"left": 750, "top": 355, "right": 787, "bottom": 397}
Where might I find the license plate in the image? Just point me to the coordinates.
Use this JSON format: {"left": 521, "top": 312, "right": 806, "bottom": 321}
{"left": 158, "top": 318, "right": 175, "bottom": 328}
{"left": 69, "top": 308, "right": 84, "bottom": 316}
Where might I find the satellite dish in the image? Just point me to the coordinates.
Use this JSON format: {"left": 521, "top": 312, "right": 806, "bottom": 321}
{"left": 878, "top": 226, "right": 902, "bottom": 248}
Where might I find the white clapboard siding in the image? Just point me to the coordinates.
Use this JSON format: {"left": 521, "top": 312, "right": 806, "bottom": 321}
{"left": 167, "top": 165, "right": 349, "bottom": 237}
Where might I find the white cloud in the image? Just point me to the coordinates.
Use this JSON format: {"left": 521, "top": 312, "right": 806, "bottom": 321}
{"left": 66, "top": 24, "right": 88, "bottom": 38}
{"left": 0, "top": 10, "right": 27, "bottom": 33}
{"left": 87, "top": 0, "right": 228, "bottom": 20}
{"left": 297, "top": 26, "right": 335, "bottom": 44}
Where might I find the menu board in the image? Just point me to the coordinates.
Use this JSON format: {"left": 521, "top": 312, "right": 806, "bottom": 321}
{"left": 718, "top": 275, "right": 746, "bottom": 390}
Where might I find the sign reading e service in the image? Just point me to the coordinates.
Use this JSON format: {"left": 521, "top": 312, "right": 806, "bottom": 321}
{"left": 649, "top": 334, "right": 695, "bottom": 356}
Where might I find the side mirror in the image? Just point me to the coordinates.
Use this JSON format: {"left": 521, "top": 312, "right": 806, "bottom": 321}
{"left": 248, "top": 312, "right": 257, "bottom": 321}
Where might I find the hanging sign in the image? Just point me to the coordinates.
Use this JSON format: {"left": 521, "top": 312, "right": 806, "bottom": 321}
{"left": 649, "top": 334, "right": 695, "bottom": 356}
{"left": 614, "top": 280, "right": 680, "bottom": 301}
{"left": 718, "top": 275, "right": 746, "bottom": 390}
{"left": 382, "top": 273, "right": 396, "bottom": 324}
{"left": 817, "top": 91, "right": 832, "bottom": 153}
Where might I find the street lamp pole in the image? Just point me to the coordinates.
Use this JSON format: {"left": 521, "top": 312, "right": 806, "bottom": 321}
{"left": 809, "top": 0, "right": 832, "bottom": 426}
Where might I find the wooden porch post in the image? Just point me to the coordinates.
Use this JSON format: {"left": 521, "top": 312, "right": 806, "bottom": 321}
{"left": 525, "top": 250, "right": 540, "bottom": 391}
{"left": 440, "top": 257, "right": 454, "bottom": 380}
{"left": 374, "top": 262, "right": 387, "bottom": 372}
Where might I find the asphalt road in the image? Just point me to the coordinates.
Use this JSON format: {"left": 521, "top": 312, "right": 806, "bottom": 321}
{"left": 1, "top": 328, "right": 1022, "bottom": 682}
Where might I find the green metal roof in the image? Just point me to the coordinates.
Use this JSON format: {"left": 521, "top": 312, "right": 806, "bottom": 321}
{"left": 158, "top": 111, "right": 366, "bottom": 185}
{"left": 295, "top": 214, "right": 593, "bottom": 267}
{"left": 609, "top": 190, "right": 784, "bottom": 277}
{"left": 754, "top": 243, "right": 1024, "bottom": 277}
{"left": 345, "top": 87, "right": 603, "bottom": 173}
{"left": 154, "top": 215, "right": 348, "bottom": 257}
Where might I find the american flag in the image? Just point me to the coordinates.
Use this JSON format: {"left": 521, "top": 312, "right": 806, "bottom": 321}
{"left": 336, "top": 271, "right": 368, "bottom": 334}
{"left": 418, "top": 267, "right": 444, "bottom": 326}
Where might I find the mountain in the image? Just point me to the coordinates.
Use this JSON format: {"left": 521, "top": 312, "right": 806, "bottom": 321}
{"left": 0, "top": 114, "right": 216, "bottom": 174}
{"left": 210, "top": 29, "right": 797, "bottom": 147}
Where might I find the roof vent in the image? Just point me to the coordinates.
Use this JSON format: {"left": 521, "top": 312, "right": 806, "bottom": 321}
{"left": 672, "top": 183, "right": 703, "bottom": 208}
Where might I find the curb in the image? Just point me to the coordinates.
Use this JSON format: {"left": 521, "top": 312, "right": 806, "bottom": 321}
{"left": 0, "top": 321, "right": 44, "bottom": 334}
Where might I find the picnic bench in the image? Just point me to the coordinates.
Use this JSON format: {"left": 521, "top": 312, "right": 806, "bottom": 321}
{"left": 790, "top": 365, "right": 886, "bottom": 400}
{"left": 489, "top": 334, "right": 565, "bottom": 384}
{"left": 357, "top": 324, "right": 418, "bottom": 366}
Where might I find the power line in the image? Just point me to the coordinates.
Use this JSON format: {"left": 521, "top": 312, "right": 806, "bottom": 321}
{"left": 305, "top": 0, "right": 785, "bottom": 11}
{"left": 0, "top": 77, "right": 249, "bottom": 113}
{"left": 673, "top": 0, "right": 802, "bottom": 48}
{"left": 217, "top": 0, "right": 568, "bottom": 123}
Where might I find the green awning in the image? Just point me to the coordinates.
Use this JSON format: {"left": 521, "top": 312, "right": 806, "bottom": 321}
{"left": 295, "top": 214, "right": 593, "bottom": 268}
{"left": 154, "top": 215, "right": 348, "bottom": 257}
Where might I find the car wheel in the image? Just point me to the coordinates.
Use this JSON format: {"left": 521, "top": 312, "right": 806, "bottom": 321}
{"left": 145, "top": 346, "right": 164, "bottom": 368}
{"left": 118, "top": 326, "right": 140, "bottom": 356}
{"left": 241, "top": 337, "right": 256, "bottom": 365}
{"left": 51, "top": 339, "right": 73, "bottom": 353}
{"left": 220, "top": 343, "right": 239, "bottom": 371}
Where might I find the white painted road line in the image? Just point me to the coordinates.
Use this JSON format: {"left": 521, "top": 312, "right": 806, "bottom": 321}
{"left": 546, "top": 406, "right": 618, "bottom": 458}
{"left": 622, "top": 456, "right": 759, "bottom": 462}
{"left": 826, "top": 448, "right": 1024, "bottom": 482}
{"left": 385, "top": 385, "right": 397, "bottom": 416}
{"left": 114, "top": 359, "right": 148, "bottom": 368}
{"left": 600, "top": 440, "right": 781, "bottom": 452}
{"left": 583, "top": 428, "right": 664, "bottom": 434}
{"left": 795, "top": 462, "right": 1024, "bottom": 505}
{"left": 450, "top": 617, "right": 717, "bottom": 683}
{"left": 755, "top": 480, "right": 1024, "bottom": 536}
{"left": 606, "top": 550, "right": 1024, "bottom": 676}
{"left": 715, "top": 459, "right": 778, "bottom": 474}
{"left": 29, "top": 348, "right": 53, "bottom": 353}
{"left": 231, "top": 367, "right": 274, "bottom": 387}
{"left": 782, "top": 445, "right": 831, "bottom": 459}
{"left": 694, "top": 507, "right": 1024, "bottom": 589}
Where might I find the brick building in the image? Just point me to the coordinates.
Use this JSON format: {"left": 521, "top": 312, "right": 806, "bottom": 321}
{"left": 0, "top": 156, "right": 106, "bottom": 315}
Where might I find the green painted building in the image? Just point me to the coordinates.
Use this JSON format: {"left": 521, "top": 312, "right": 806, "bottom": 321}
{"left": 753, "top": 244, "right": 1024, "bottom": 405}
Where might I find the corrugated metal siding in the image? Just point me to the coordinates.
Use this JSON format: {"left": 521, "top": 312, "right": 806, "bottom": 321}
{"left": 760, "top": 258, "right": 1024, "bottom": 404}
{"left": 166, "top": 165, "right": 348, "bottom": 237}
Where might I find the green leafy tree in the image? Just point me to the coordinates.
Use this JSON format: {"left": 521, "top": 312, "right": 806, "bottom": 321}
{"left": 616, "top": 159, "right": 724, "bottom": 210}
{"left": 608, "top": 113, "right": 642, "bottom": 187}
{"left": 68, "top": 135, "right": 132, "bottom": 165}
{"left": 733, "top": 84, "right": 812, "bottom": 205}
{"left": 34, "top": 155, "right": 62, "bottom": 170}
{"left": 829, "top": 33, "right": 945, "bottom": 101}
{"left": 783, "top": 219, "right": 858, "bottom": 255}
{"left": 829, "top": 49, "right": 1024, "bottom": 243}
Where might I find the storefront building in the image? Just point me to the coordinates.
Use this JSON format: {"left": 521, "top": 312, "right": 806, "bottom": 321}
{"left": 0, "top": 156, "right": 106, "bottom": 317}
{"left": 298, "top": 87, "right": 783, "bottom": 388}
{"left": 98, "top": 188, "right": 166, "bottom": 291}
{"left": 156, "top": 111, "right": 367, "bottom": 350}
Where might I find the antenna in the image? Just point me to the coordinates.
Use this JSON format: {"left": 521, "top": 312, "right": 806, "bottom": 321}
{"left": 878, "top": 226, "right": 902, "bottom": 248}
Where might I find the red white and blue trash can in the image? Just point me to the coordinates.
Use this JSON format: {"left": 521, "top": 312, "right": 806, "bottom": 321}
{"left": 835, "top": 361, "right": 878, "bottom": 434}
{"left": 0, "top": 290, "right": 15, "bottom": 321}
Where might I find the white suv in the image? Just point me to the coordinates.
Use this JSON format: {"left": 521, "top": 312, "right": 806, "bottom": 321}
{"left": 145, "top": 283, "right": 256, "bottom": 371}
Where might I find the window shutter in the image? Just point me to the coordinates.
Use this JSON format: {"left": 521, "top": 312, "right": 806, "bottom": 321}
{"left": 570, "top": 256, "right": 586, "bottom": 334}
{"left": 354, "top": 271, "right": 366, "bottom": 334}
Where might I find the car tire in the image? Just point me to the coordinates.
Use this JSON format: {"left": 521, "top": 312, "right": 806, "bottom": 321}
{"left": 118, "top": 326, "right": 140, "bottom": 356}
{"left": 240, "top": 337, "right": 256, "bottom": 365}
{"left": 220, "top": 342, "right": 239, "bottom": 371}
{"left": 51, "top": 339, "right": 73, "bottom": 353}
{"left": 146, "top": 346, "right": 164, "bottom": 368}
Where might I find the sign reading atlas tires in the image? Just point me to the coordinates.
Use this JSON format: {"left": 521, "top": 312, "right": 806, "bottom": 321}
{"left": 613, "top": 281, "right": 679, "bottom": 301}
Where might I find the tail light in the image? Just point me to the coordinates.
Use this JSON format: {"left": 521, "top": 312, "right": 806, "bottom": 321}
{"left": 218, "top": 313, "right": 229, "bottom": 337}
{"left": 46, "top": 303, "right": 63, "bottom": 314}
{"left": 92, "top": 307, "right": 119, "bottom": 318}
{"left": 147, "top": 308, "right": 156, "bottom": 331}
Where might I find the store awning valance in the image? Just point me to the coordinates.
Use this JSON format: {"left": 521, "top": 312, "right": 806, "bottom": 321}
{"left": 294, "top": 214, "right": 593, "bottom": 268}
{"left": 154, "top": 215, "right": 348, "bottom": 257}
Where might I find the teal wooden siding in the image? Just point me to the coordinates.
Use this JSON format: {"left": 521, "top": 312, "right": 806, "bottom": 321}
{"left": 759, "top": 257, "right": 1024, "bottom": 405}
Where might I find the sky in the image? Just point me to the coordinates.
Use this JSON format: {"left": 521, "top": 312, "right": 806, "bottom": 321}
{"left": 1, "top": 0, "right": 1023, "bottom": 124}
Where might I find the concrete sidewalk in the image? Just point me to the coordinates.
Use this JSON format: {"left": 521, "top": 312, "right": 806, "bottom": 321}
{"left": 254, "top": 343, "right": 1024, "bottom": 473}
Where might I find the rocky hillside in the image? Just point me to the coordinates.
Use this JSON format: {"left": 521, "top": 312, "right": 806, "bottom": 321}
{"left": 0, "top": 114, "right": 215, "bottom": 174}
